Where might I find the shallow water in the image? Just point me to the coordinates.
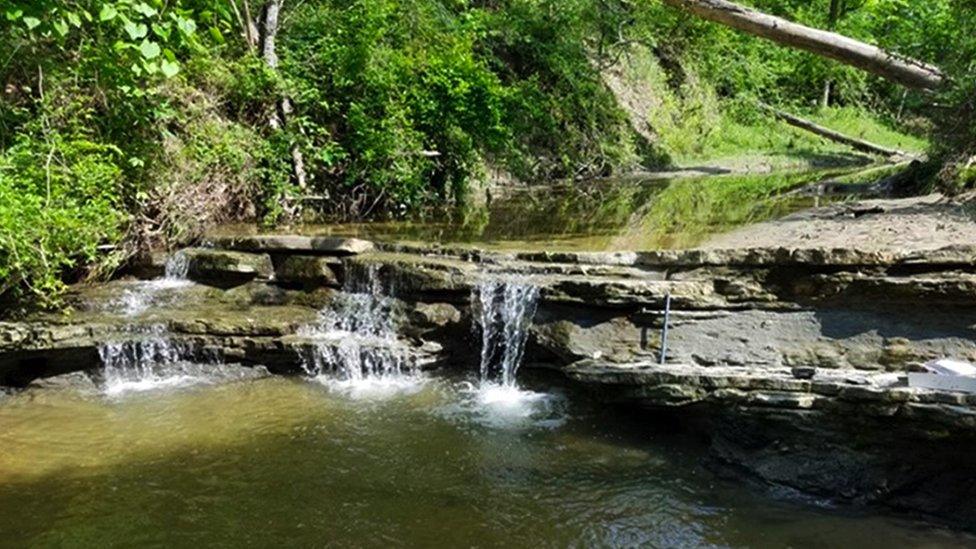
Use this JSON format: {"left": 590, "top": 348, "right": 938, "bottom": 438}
{"left": 211, "top": 174, "right": 832, "bottom": 252}
{"left": 0, "top": 372, "right": 970, "bottom": 547}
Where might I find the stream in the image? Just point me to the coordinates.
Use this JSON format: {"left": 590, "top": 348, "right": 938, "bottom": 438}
{"left": 2, "top": 171, "right": 973, "bottom": 546}
{"left": 1, "top": 373, "right": 971, "bottom": 547}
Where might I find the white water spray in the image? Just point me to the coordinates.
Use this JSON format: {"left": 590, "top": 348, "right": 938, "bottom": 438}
{"left": 457, "top": 278, "right": 562, "bottom": 426}
{"left": 116, "top": 251, "right": 192, "bottom": 317}
{"left": 475, "top": 279, "right": 540, "bottom": 387}
{"left": 299, "top": 264, "right": 421, "bottom": 397}
{"left": 98, "top": 325, "right": 196, "bottom": 395}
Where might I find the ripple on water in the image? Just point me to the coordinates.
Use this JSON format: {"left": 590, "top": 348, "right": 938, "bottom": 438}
{"left": 1, "top": 374, "right": 974, "bottom": 547}
{"left": 102, "top": 363, "right": 268, "bottom": 398}
{"left": 310, "top": 372, "right": 428, "bottom": 401}
{"left": 437, "top": 380, "right": 569, "bottom": 429}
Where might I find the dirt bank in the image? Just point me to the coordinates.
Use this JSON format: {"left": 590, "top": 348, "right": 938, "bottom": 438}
{"left": 705, "top": 193, "right": 976, "bottom": 252}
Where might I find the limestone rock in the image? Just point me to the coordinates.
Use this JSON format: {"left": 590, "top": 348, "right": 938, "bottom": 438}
{"left": 211, "top": 235, "right": 374, "bottom": 256}
{"left": 274, "top": 255, "right": 341, "bottom": 287}
{"left": 181, "top": 248, "right": 274, "bottom": 287}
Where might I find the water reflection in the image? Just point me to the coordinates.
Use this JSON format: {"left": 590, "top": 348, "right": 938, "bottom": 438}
{"left": 211, "top": 170, "right": 853, "bottom": 252}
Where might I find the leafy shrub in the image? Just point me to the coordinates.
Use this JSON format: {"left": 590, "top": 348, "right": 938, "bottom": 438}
{"left": 0, "top": 133, "right": 125, "bottom": 304}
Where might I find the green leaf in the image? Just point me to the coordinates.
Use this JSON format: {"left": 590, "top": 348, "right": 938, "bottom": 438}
{"left": 139, "top": 39, "right": 161, "bottom": 60}
{"left": 23, "top": 16, "right": 40, "bottom": 30}
{"left": 143, "top": 60, "right": 159, "bottom": 75}
{"left": 162, "top": 48, "right": 176, "bottom": 62}
{"left": 53, "top": 19, "right": 68, "bottom": 36}
{"left": 133, "top": 3, "right": 157, "bottom": 18}
{"left": 160, "top": 59, "right": 180, "bottom": 78}
{"left": 175, "top": 16, "right": 196, "bottom": 35}
{"left": 66, "top": 11, "right": 81, "bottom": 27}
{"left": 5, "top": 9, "right": 23, "bottom": 21}
{"left": 152, "top": 22, "right": 171, "bottom": 40}
{"left": 124, "top": 21, "right": 148, "bottom": 39}
{"left": 99, "top": 4, "right": 117, "bottom": 22}
{"left": 208, "top": 26, "right": 225, "bottom": 44}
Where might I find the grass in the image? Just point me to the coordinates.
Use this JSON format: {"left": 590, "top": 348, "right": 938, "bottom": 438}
{"left": 669, "top": 105, "right": 928, "bottom": 169}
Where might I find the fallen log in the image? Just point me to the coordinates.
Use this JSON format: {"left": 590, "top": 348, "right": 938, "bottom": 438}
{"left": 759, "top": 103, "right": 909, "bottom": 158}
{"left": 660, "top": 0, "right": 945, "bottom": 91}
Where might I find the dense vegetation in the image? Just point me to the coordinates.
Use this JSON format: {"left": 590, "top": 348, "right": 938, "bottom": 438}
{"left": 1, "top": 0, "right": 974, "bottom": 304}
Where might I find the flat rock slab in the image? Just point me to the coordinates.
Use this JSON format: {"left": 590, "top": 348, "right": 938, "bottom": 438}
{"left": 181, "top": 248, "right": 274, "bottom": 286}
{"left": 211, "top": 235, "right": 374, "bottom": 256}
{"left": 274, "top": 255, "right": 342, "bottom": 287}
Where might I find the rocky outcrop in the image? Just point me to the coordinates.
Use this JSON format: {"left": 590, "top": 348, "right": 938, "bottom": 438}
{"left": 209, "top": 235, "right": 375, "bottom": 255}
{"left": 565, "top": 359, "right": 976, "bottom": 526}
{"left": 273, "top": 255, "right": 342, "bottom": 288}
{"left": 181, "top": 248, "right": 274, "bottom": 286}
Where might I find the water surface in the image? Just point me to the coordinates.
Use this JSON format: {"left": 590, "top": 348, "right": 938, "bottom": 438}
{"left": 212, "top": 172, "right": 840, "bottom": 252}
{"left": 0, "top": 373, "right": 968, "bottom": 547}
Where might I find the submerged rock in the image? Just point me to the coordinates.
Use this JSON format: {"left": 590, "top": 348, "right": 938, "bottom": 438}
{"left": 25, "top": 371, "right": 99, "bottom": 393}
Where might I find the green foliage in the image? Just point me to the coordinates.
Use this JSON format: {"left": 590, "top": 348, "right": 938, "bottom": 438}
{"left": 0, "top": 132, "right": 125, "bottom": 304}
{"left": 1, "top": 0, "right": 974, "bottom": 305}
{"left": 0, "top": 0, "right": 232, "bottom": 302}
{"left": 279, "top": 0, "right": 644, "bottom": 216}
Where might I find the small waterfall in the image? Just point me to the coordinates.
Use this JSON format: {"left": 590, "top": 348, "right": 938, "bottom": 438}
{"left": 474, "top": 279, "right": 540, "bottom": 387}
{"left": 163, "top": 250, "right": 190, "bottom": 280}
{"left": 117, "top": 250, "right": 191, "bottom": 316}
{"left": 97, "top": 325, "right": 196, "bottom": 395}
{"left": 299, "top": 264, "right": 419, "bottom": 394}
{"left": 98, "top": 328, "right": 248, "bottom": 396}
{"left": 446, "top": 278, "right": 563, "bottom": 428}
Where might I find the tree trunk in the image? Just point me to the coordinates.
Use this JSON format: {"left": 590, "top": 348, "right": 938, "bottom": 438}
{"left": 820, "top": 0, "right": 842, "bottom": 108}
{"left": 260, "top": 0, "right": 308, "bottom": 191}
{"left": 758, "top": 102, "right": 908, "bottom": 159}
{"left": 660, "top": 0, "right": 944, "bottom": 91}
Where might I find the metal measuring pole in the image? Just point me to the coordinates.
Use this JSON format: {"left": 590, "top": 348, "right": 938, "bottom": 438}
{"left": 660, "top": 293, "right": 671, "bottom": 365}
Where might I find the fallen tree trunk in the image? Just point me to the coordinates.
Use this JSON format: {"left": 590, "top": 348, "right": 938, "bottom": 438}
{"left": 758, "top": 102, "right": 908, "bottom": 158}
{"left": 660, "top": 0, "right": 944, "bottom": 91}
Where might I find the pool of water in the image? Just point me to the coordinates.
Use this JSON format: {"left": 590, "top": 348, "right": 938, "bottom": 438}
{"left": 210, "top": 172, "right": 838, "bottom": 252}
{"left": 0, "top": 371, "right": 969, "bottom": 547}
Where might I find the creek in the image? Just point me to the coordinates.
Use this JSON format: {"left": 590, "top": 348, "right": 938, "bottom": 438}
{"left": 2, "top": 171, "right": 974, "bottom": 546}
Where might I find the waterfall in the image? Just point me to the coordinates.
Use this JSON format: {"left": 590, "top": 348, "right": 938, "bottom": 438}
{"left": 474, "top": 279, "right": 540, "bottom": 387}
{"left": 117, "top": 250, "right": 191, "bottom": 317}
{"left": 299, "top": 264, "right": 418, "bottom": 392}
{"left": 97, "top": 325, "right": 196, "bottom": 395}
{"left": 444, "top": 277, "right": 562, "bottom": 428}
{"left": 163, "top": 250, "right": 190, "bottom": 280}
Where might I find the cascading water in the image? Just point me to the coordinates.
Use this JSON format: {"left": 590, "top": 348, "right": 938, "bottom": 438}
{"left": 475, "top": 280, "right": 540, "bottom": 387}
{"left": 298, "top": 264, "right": 421, "bottom": 397}
{"left": 117, "top": 251, "right": 192, "bottom": 316}
{"left": 97, "top": 250, "right": 233, "bottom": 396}
{"left": 98, "top": 325, "right": 196, "bottom": 396}
{"left": 450, "top": 277, "right": 564, "bottom": 428}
